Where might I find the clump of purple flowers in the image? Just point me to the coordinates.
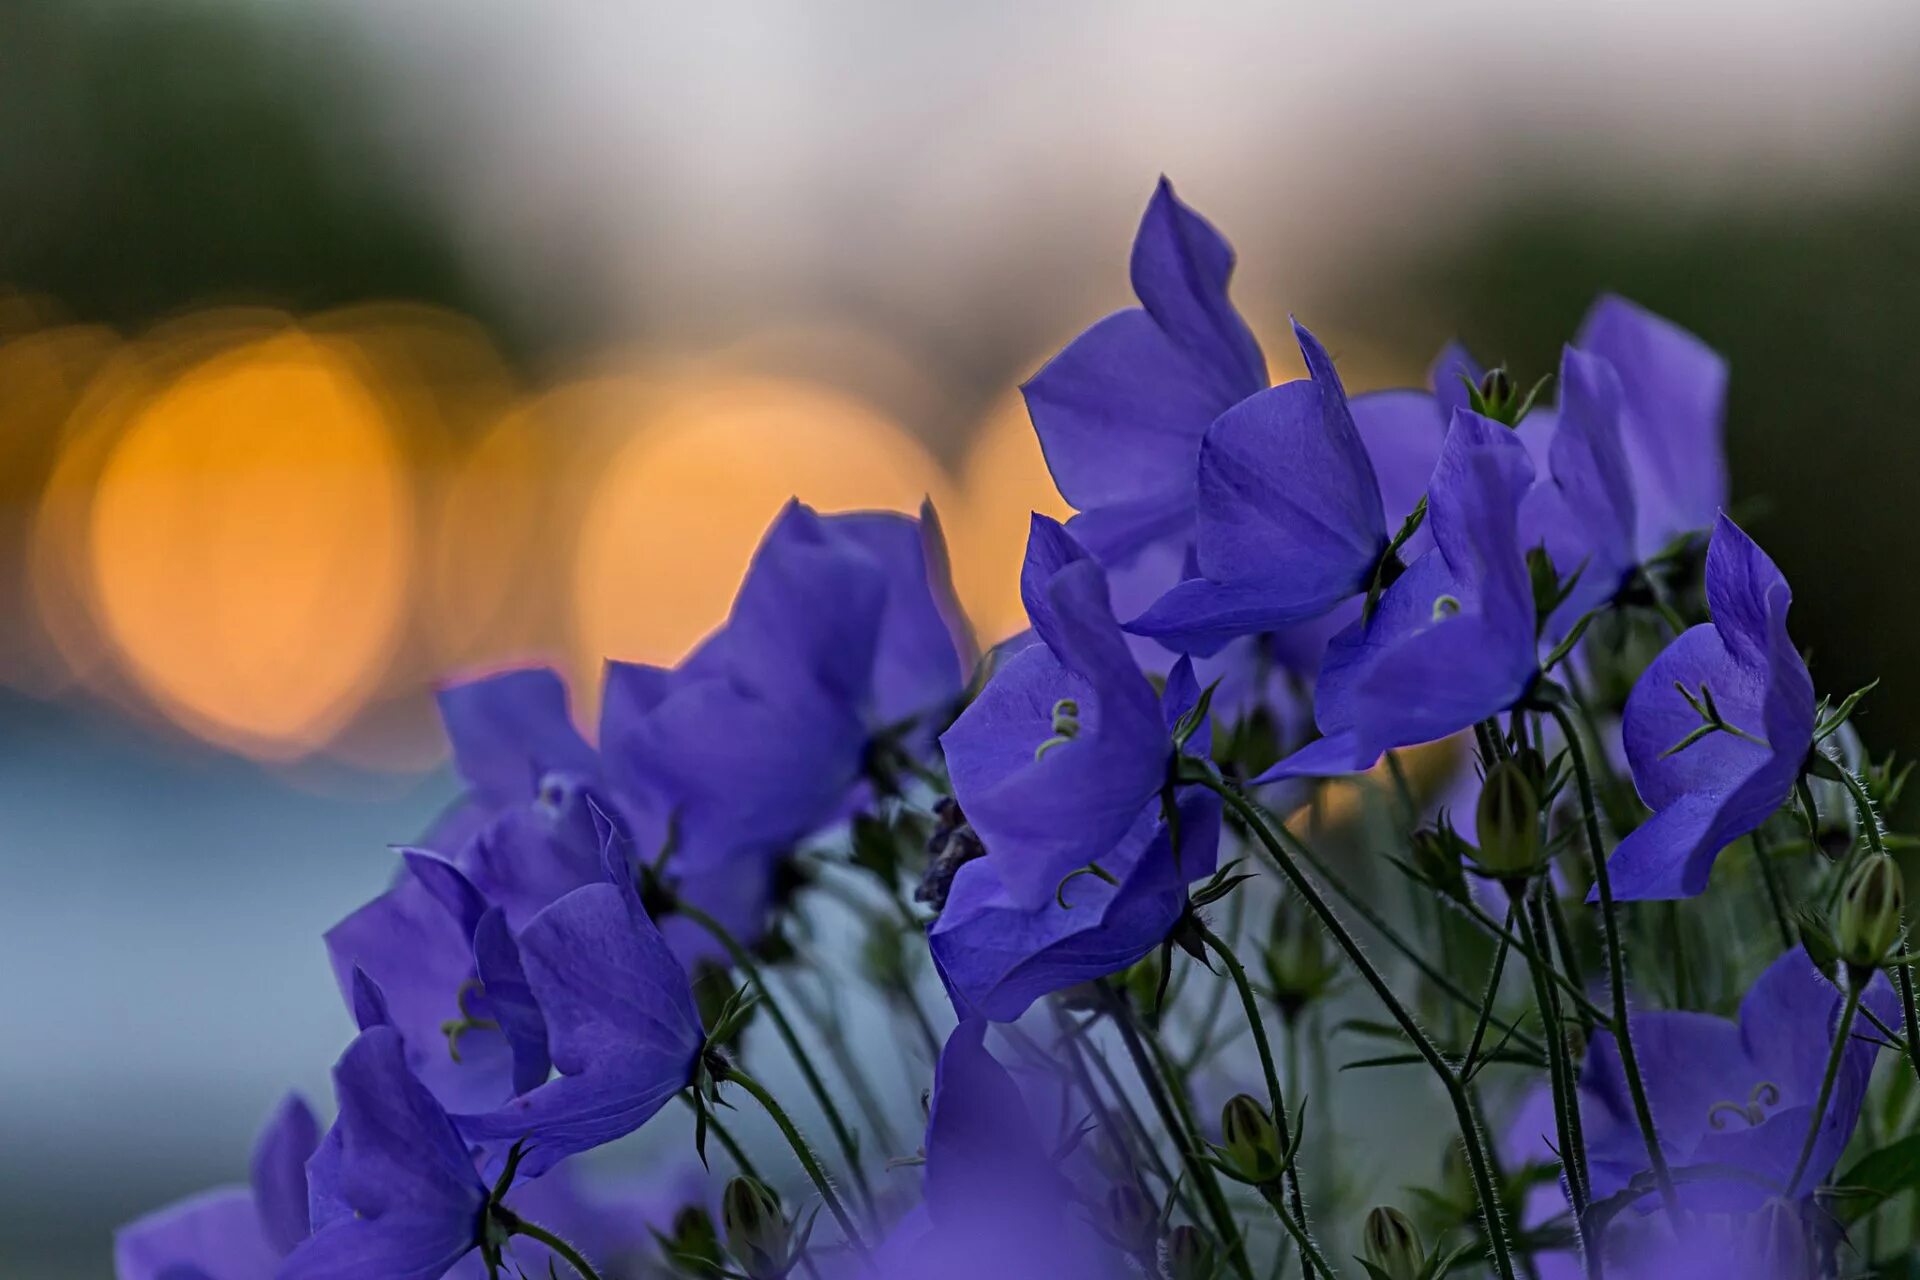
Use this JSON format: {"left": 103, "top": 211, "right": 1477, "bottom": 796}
{"left": 121, "top": 181, "right": 1919, "bottom": 1280}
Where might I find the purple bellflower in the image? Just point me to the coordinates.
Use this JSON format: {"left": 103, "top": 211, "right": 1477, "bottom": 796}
{"left": 280, "top": 1027, "right": 491, "bottom": 1280}
{"left": 1127, "top": 321, "right": 1423, "bottom": 656}
{"left": 1571, "top": 947, "right": 1894, "bottom": 1211}
{"left": 1023, "top": 177, "right": 1267, "bottom": 565}
{"left": 452, "top": 838, "right": 705, "bottom": 1179}
{"left": 930, "top": 655, "right": 1221, "bottom": 1021}
{"left": 599, "top": 500, "right": 970, "bottom": 960}
{"left": 1259, "top": 410, "right": 1539, "bottom": 780}
{"left": 865, "top": 1020, "right": 1128, "bottom": 1280}
{"left": 115, "top": 1094, "right": 319, "bottom": 1280}
{"left": 939, "top": 516, "right": 1173, "bottom": 911}
{"left": 1603, "top": 515, "right": 1815, "bottom": 900}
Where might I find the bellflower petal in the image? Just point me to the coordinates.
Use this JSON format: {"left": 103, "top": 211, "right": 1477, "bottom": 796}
{"left": 941, "top": 518, "right": 1167, "bottom": 908}
{"left": 280, "top": 1027, "right": 488, "bottom": 1280}
{"left": 1024, "top": 179, "right": 1265, "bottom": 561}
{"left": 1576, "top": 295, "right": 1727, "bottom": 555}
{"left": 832, "top": 503, "right": 974, "bottom": 733}
{"left": 436, "top": 668, "right": 598, "bottom": 811}
{"left": 116, "top": 1188, "right": 280, "bottom": 1280}
{"left": 249, "top": 1095, "right": 321, "bottom": 1257}
{"left": 453, "top": 875, "right": 703, "bottom": 1178}
{"left": 1605, "top": 516, "right": 1815, "bottom": 899}
{"left": 1126, "top": 323, "right": 1389, "bottom": 654}
{"left": 1578, "top": 947, "right": 1893, "bottom": 1210}
{"left": 1260, "top": 410, "right": 1536, "bottom": 780}
{"left": 1523, "top": 346, "right": 1639, "bottom": 631}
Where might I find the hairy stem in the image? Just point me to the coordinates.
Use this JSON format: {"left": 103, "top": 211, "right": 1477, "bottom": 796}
{"left": 724, "top": 1066, "right": 870, "bottom": 1260}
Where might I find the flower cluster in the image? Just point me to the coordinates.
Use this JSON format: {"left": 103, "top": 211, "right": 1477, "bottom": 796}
{"left": 120, "top": 180, "right": 1918, "bottom": 1280}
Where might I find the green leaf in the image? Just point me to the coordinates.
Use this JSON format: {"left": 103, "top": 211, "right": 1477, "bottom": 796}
{"left": 1829, "top": 1133, "right": 1920, "bottom": 1224}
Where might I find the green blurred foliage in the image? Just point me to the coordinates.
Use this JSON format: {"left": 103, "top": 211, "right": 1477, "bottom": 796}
{"left": 0, "top": 1, "right": 511, "bottom": 346}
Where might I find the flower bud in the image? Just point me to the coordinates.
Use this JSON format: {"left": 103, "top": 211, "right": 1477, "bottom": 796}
{"left": 1361, "top": 1206, "right": 1424, "bottom": 1280}
{"left": 663, "top": 1205, "right": 723, "bottom": 1269}
{"left": 1262, "top": 893, "right": 1340, "bottom": 1021}
{"left": 1099, "top": 1181, "right": 1160, "bottom": 1255}
{"left": 1166, "top": 1225, "right": 1217, "bottom": 1280}
{"left": 1836, "top": 852, "right": 1905, "bottom": 970}
{"left": 1479, "top": 367, "right": 1514, "bottom": 408}
{"left": 1474, "top": 761, "right": 1541, "bottom": 878}
{"left": 1219, "top": 1094, "right": 1283, "bottom": 1184}
{"left": 1745, "top": 1197, "right": 1810, "bottom": 1280}
{"left": 721, "top": 1177, "right": 791, "bottom": 1279}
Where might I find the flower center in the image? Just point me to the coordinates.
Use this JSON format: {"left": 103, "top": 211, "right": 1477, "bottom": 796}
{"left": 1034, "top": 698, "right": 1082, "bottom": 761}
{"left": 1707, "top": 1081, "right": 1781, "bottom": 1130}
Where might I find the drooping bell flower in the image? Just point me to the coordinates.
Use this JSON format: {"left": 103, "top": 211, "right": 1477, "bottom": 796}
{"left": 1022, "top": 176, "right": 1267, "bottom": 564}
{"left": 114, "top": 1094, "right": 318, "bottom": 1280}
{"left": 1575, "top": 946, "right": 1894, "bottom": 1210}
{"left": 863, "top": 1020, "right": 1129, "bottom": 1280}
{"left": 929, "top": 657, "right": 1221, "bottom": 1021}
{"left": 452, "top": 840, "right": 705, "bottom": 1179}
{"left": 1575, "top": 294, "right": 1728, "bottom": 558}
{"left": 1126, "top": 322, "right": 1419, "bottom": 656}
{"left": 279, "top": 1028, "right": 492, "bottom": 1280}
{"left": 939, "top": 516, "right": 1171, "bottom": 910}
{"left": 1603, "top": 515, "right": 1815, "bottom": 900}
{"left": 1260, "top": 410, "right": 1539, "bottom": 780}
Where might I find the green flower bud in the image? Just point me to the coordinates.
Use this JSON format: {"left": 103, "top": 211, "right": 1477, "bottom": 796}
{"left": 721, "top": 1177, "right": 791, "bottom": 1279}
{"left": 1836, "top": 852, "right": 1905, "bottom": 970}
{"left": 1099, "top": 1182, "right": 1160, "bottom": 1255}
{"left": 1262, "top": 892, "right": 1340, "bottom": 1021}
{"left": 663, "top": 1204, "right": 723, "bottom": 1269}
{"left": 1361, "top": 1206, "right": 1424, "bottom": 1280}
{"left": 1166, "top": 1225, "right": 1217, "bottom": 1280}
{"left": 1219, "top": 1094, "right": 1283, "bottom": 1184}
{"left": 1474, "top": 760, "right": 1541, "bottom": 878}
{"left": 1745, "top": 1197, "right": 1809, "bottom": 1280}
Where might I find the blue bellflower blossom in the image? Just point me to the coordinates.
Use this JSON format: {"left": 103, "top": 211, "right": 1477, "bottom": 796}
{"left": 1603, "top": 515, "right": 1815, "bottom": 900}
{"left": 115, "top": 1094, "right": 319, "bottom": 1280}
{"left": 1260, "top": 410, "right": 1539, "bottom": 780}
{"left": 1572, "top": 947, "right": 1895, "bottom": 1210}
{"left": 1126, "top": 322, "right": 1403, "bottom": 656}
{"left": 940, "top": 516, "right": 1170, "bottom": 910}
{"left": 602, "top": 500, "right": 970, "bottom": 864}
{"left": 930, "top": 657, "right": 1222, "bottom": 1020}
{"left": 280, "top": 1027, "right": 490, "bottom": 1280}
{"left": 453, "top": 840, "right": 705, "bottom": 1179}
{"left": 1023, "top": 177, "right": 1267, "bottom": 564}
{"left": 864, "top": 1020, "right": 1128, "bottom": 1280}
{"left": 1576, "top": 295, "right": 1728, "bottom": 558}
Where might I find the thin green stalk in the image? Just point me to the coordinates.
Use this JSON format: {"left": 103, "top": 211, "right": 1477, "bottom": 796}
{"left": 1786, "top": 985, "right": 1862, "bottom": 1195}
{"left": 1253, "top": 806, "right": 1544, "bottom": 1058}
{"left": 1049, "top": 1008, "right": 1200, "bottom": 1222}
{"left": 1456, "top": 896, "right": 1612, "bottom": 1027}
{"left": 679, "top": 1093, "right": 763, "bottom": 1183}
{"left": 1900, "top": 965, "right": 1920, "bottom": 1091}
{"left": 1103, "top": 987, "right": 1258, "bottom": 1280}
{"left": 678, "top": 902, "right": 878, "bottom": 1221}
{"left": 1192, "top": 918, "right": 1329, "bottom": 1278}
{"left": 1544, "top": 890, "right": 1598, "bottom": 1039}
{"left": 1521, "top": 886, "right": 1590, "bottom": 1216}
{"left": 1198, "top": 774, "right": 1520, "bottom": 1280}
{"left": 1747, "top": 828, "right": 1796, "bottom": 951}
{"left": 1462, "top": 905, "right": 1516, "bottom": 1074}
{"left": 723, "top": 1066, "right": 870, "bottom": 1260}
{"left": 504, "top": 1216, "right": 607, "bottom": 1280}
{"left": 783, "top": 969, "right": 904, "bottom": 1157}
{"left": 1543, "top": 697, "right": 1682, "bottom": 1222}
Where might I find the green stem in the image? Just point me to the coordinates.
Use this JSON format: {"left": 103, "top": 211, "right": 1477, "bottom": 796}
{"left": 1192, "top": 918, "right": 1329, "bottom": 1278}
{"left": 1543, "top": 697, "right": 1682, "bottom": 1223}
{"left": 723, "top": 1066, "right": 870, "bottom": 1260}
{"left": 506, "top": 1217, "right": 607, "bottom": 1280}
{"left": 1900, "top": 965, "right": 1920, "bottom": 1091}
{"left": 1197, "top": 774, "right": 1519, "bottom": 1280}
{"left": 1786, "top": 985, "right": 1862, "bottom": 1195}
{"left": 1462, "top": 905, "right": 1516, "bottom": 1074}
{"left": 1521, "top": 885, "right": 1590, "bottom": 1217}
{"left": 678, "top": 902, "right": 878, "bottom": 1221}
{"left": 1103, "top": 987, "right": 1257, "bottom": 1280}
{"left": 1544, "top": 890, "right": 1599, "bottom": 1039}
{"left": 1248, "top": 803, "right": 1544, "bottom": 1058}
{"left": 1747, "top": 828, "right": 1796, "bottom": 951}
{"left": 1834, "top": 765, "right": 1887, "bottom": 856}
{"left": 679, "top": 1093, "right": 764, "bottom": 1183}
{"left": 1456, "top": 896, "right": 1612, "bottom": 1027}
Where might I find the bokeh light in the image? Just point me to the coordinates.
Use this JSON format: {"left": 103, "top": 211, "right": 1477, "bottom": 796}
{"left": 86, "top": 328, "right": 413, "bottom": 758}
{"left": 951, "top": 390, "right": 1074, "bottom": 644}
{"left": 572, "top": 375, "right": 955, "bottom": 681}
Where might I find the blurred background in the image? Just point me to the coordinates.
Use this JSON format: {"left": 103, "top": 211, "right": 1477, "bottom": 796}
{"left": 6, "top": 2, "right": 1920, "bottom": 1274}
